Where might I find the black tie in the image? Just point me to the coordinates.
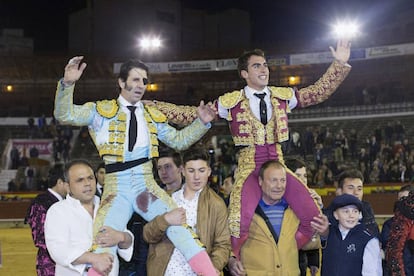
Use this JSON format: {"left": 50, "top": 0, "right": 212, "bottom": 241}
{"left": 254, "top": 93, "right": 267, "bottom": 125}
{"left": 127, "top": 106, "right": 137, "bottom": 152}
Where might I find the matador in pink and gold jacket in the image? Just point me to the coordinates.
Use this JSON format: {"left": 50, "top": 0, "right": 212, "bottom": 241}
{"left": 154, "top": 59, "right": 351, "bottom": 258}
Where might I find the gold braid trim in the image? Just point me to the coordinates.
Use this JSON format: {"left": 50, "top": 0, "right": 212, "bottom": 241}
{"left": 143, "top": 104, "right": 167, "bottom": 123}
{"left": 91, "top": 173, "right": 118, "bottom": 252}
{"left": 154, "top": 101, "right": 197, "bottom": 126}
{"left": 96, "top": 99, "right": 119, "bottom": 119}
{"left": 228, "top": 146, "right": 256, "bottom": 237}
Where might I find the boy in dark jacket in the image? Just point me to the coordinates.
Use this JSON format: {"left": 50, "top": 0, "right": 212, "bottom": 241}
{"left": 322, "top": 194, "right": 382, "bottom": 276}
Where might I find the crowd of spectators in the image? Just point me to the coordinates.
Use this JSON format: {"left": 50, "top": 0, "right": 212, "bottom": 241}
{"left": 7, "top": 116, "right": 74, "bottom": 192}
{"left": 283, "top": 120, "right": 412, "bottom": 187}
{"left": 210, "top": 119, "right": 413, "bottom": 188}
{"left": 5, "top": 115, "right": 413, "bottom": 192}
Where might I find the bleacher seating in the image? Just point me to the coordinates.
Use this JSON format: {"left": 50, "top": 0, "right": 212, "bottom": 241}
{"left": 0, "top": 170, "right": 17, "bottom": 191}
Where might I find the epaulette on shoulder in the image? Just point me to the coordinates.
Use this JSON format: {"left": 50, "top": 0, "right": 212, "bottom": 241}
{"left": 218, "top": 90, "right": 243, "bottom": 109}
{"left": 269, "top": 86, "right": 293, "bottom": 100}
{"left": 144, "top": 104, "right": 167, "bottom": 123}
{"left": 96, "top": 99, "right": 119, "bottom": 119}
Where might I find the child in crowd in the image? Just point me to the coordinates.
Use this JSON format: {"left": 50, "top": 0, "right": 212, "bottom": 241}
{"left": 322, "top": 194, "right": 382, "bottom": 276}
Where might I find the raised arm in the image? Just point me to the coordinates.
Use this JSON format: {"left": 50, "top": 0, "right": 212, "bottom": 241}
{"left": 54, "top": 56, "right": 95, "bottom": 126}
{"left": 295, "top": 40, "right": 352, "bottom": 108}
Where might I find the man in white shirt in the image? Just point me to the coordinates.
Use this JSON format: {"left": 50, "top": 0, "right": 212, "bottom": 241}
{"left": 45, "top": 160, "right": 134, "bottom": 276}
{"left": 144, "top": 147, "right": 231, "bottom": 275}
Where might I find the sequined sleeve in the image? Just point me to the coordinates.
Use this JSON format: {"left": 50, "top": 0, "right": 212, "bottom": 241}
{"left": 296, "top": 60, "right": 351, "bottom": 108}
{"left": 53, "top": 80, "right": 96, "bottom": 126}
{"left": 157, "top": 118, "right": 210, "bottom": 151}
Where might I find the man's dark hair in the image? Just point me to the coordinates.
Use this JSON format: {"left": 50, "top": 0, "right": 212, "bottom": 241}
{"left": 259, "top": 159, "right": 285, "bottom": 180}
{"left": 157, "top": 149, "right": 183, "bottom": 167}
{"left": 284, "top": 158, "right": 307, "bottom": 172}
{"left": 118, "top": 59, "right": 149, "bottom": 82}
{"left": 64, "top": 159, "right": 94, "bottom": 183}
{"left": 337, "top": 169, "right": 364, "bottom": 189}
{"left": 182, "top": 146, "right": 210, "bottom": 166}
{"left": 96, "top": 162, "right": 105, "bottom": 172}
{"left": 48, "top": 164, "right": 65, "bottom": 188}
{"left": 237, "top": 49, "right": 265, "bottom": 79}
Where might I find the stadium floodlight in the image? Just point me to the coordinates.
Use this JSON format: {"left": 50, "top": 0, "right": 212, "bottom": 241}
{"left": 138, "top": 36, "right": 162, "bottom": 51}
{"left": 332, "top": 20, "right": 360, "bottom": 39}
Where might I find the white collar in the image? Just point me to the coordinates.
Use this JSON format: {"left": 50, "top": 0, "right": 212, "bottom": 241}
{"left": 244, "top": 85, "right": 268, "bottom": 97}
{"left": 48, "top": 188, "right": 63, "bottom": 201}
{"left": 174, "top": 184, "right": 203, "bottom": 201}
{"left": 65, "top": 194, "right": 100, "bottom": 208}
{"left": 117, "top": 95, "right": 142, "bottom": 108}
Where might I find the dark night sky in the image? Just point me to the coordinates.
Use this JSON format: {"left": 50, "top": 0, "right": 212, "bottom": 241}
{"left": 0, "top": 0, "right": 412, "bottom": 54}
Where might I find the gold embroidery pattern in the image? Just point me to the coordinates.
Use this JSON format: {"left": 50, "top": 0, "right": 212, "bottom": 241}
{"left": 270, "top": 97, "right": 289, "bottom": 143}
{"left": 144, "top": 105, "right": 167, "bottom": 123}
{"left": 228, "top": 95, "right": 291, "bottom": 236}
{"left": 96, "top": 99, "right": 119, "bottom": 119}
{"left": 154, "top": 101, "right": 197, "bottom": 125}
{"left": 228, "top": 147, "right": 256, "bottom": 237}
{"left": 219, "top": 90, "right": 243, "bottom": 109}
{"left": 269, "top": 86, "right": 293, "bottom": 100}
{"left": 229, "top": 143, "right": 285, "bottom": 237}
{"left": 95, "top": 111, "right": 127, "bottom": 160}
{"left": 91, "top": 173, "right": 118, "bottom": 251}
{"left": 297, "top": 60, "right": 351, "bottom": 107}
{"left": 143, "top": 109, "right": 160, "bottom": 158}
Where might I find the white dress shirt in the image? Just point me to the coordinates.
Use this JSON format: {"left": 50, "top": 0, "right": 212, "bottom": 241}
{"left": 45, "top": 195, "right": 133, "bottom": 276}
{"left": 118, "top": 95, "right": 149, "bottom": 149}
{"left": 164, "top": 185, "right": 203, "bottom": 276}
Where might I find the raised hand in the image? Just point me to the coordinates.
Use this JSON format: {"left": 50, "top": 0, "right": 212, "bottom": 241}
{"left": 330, "top": 39, "right": 351, "bottom": 64}
{"left": 197, "top": 100, "right": 217, "bottom": 125}
{"left": 63, "top": 56, "right": 87, "bottom": 86}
